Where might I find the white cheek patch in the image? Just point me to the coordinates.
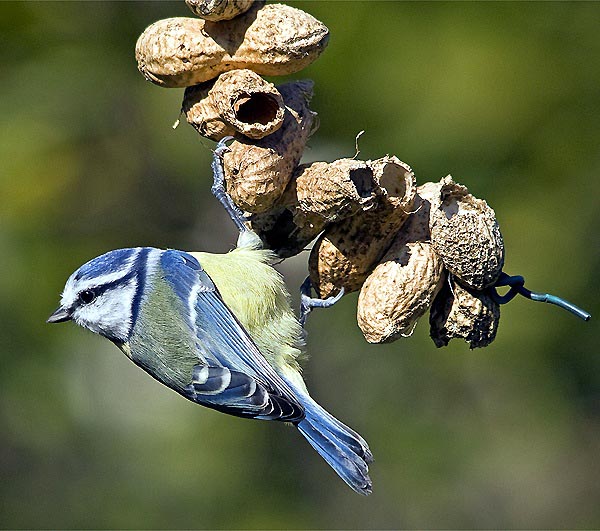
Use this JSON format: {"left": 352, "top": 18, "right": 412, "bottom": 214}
{"left": 61, "top": 279, "right": 81, "bottom": 309}
{"left": 74, "top": 280, "right": 138, "bottom": 341}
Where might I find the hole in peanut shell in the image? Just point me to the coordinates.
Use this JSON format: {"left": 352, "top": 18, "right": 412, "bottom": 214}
{"left": 379, "top": 164, "right": 409, "bottom": 198}
{"left": 441, "top": 199, "right": 459, "bottom": 219}
{"left": 233, "top": 93, "right": 281, "bottom": 126}
{"left": 349, "top": 168, "right": 375, "bottom": 198}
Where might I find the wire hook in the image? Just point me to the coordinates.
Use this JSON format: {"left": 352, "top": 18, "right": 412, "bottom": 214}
{"left": 489, "top": 272, "right": 591, "bottom": 321}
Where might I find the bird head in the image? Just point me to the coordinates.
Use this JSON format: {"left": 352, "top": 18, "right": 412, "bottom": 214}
{"left": 48, "top": 248, "right": 146, "bottom": 343}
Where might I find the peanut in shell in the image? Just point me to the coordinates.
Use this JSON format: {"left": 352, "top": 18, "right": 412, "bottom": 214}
{"left": 183, "top": 69, "right": 285, "bottom": 140}
{"left": 356, "top": 186, "right": 446, "bottom": 343}
{"left": 135, "top": 3, "right": 329, "bottom": 87}
{"left": 309, "top": 156, "right": 417, "bottom": 298}
{"left": 185, "top": 0, "right": 255, "bottom": 21}
{"left": 222, "top": 80, "right": 317, "bottom": 214}
{"left": 430, "top": 175, "right": 504, "bottom": 290}
{"left": 429, "top": 276, "right": 500, "bottom": 349}
{"left": 357, "top": 240, "right": 445, "bottom": 343}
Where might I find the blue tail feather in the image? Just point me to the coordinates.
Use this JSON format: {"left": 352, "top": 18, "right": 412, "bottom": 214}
{"left": 312, "top": 402, "right": 374, "bottom": 464}
{"left": 295, "top": 399, "right": 373, "bottom": 495}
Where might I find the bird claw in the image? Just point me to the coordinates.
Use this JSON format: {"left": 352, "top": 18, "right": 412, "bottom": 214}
{"left": 299, "top": 276, "right": 345, "bottom": 326}
{"left": 213, "top": 136, "right": 233, "bottom": 158}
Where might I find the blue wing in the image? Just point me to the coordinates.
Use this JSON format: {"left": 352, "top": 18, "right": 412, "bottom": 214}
{"left": 160, "top": 250, "right": 304, "bottom": 422}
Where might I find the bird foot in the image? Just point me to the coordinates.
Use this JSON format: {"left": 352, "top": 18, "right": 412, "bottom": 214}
{"left": 300, "top": 276, "right": 345, "bottom": 326}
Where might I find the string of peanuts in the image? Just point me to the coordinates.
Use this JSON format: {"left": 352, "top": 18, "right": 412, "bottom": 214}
{"left": 135, "top": 0, "right": 590, "bottom": 350}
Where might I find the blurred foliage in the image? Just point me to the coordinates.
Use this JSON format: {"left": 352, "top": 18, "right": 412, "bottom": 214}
{"left": 1, "top": 1, "right": 599, "bottom": 528}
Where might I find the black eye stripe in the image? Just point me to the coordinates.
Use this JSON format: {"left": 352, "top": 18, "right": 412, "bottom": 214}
{"left": 75, "top": 269, "right": 138, "bottom": 306}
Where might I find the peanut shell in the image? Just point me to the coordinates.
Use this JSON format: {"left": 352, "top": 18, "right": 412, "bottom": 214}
{"left": 135, "top": 4, "right": 329, "bottom": 87}
{"left": 294, "top": 159, "right": 378, "bottom": 223}
{"left": 309, "top": 156, "right": 417, "bottom": 298}
{"left": 429, "top": 276, "right": 500, "bottom": 349}
{"left": 248, "top": 158, "right": 378, "bottom": 258}
{"left": 405, "top": 181, "right": 444, "bottom": 242}
{"left": 183, "top": 69, "right": 284, "bottom": 140}
{"left": 247, "top": 174, "right": 325, "bottom": 258}
{"left": 251, "top": 159, "right": 377, "bottom": 255}
{"left": 358, "top": 241, "right": 445, "bottom": 343}
{"left": 416, "top": 181, "right": 443, "bottom": 219}
{"left": 248, "top": 209, "right": 325, "bottom": 259}
{"left": 182, "top": 80, "right": 230, "bottom": 139}
{"left": 356, "top": 186, "right": 445, "bottom": 343}
{"left": 223, "top": 80, "right": 317, "bottom": 213}
{"left": 185, "top": 0, "right": 255, "bottom": 21}
{"left": 430, "top": 175, "right": 504, "bottom": 290}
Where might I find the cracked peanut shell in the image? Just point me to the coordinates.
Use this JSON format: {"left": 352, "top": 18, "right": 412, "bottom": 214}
{"left": 222, "top": 80, "right": 317, "bottom": 213}
{"left": 248, "top": 158, "right": 379, "bottom": 257}
{"left": 135, "top": 3, "right": 329, "bottom": 87}
{"left": 309, "top": 156, "right": 417, "bottom": 298}
{"left": 429, "top": 276, "right": 500, "bottom": 349}
{"left": 430, "top": 175, "right": 504, "bottom": 290}
{"left": 293, "top": 158, "right": 378, "bottom": 224}
{"left": 183, "top": 69, "right": 285, "bottom": 140}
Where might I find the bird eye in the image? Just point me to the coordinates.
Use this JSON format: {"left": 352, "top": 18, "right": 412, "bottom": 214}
{"left": 78, "top": 289, "right": 96, "bottom": 305}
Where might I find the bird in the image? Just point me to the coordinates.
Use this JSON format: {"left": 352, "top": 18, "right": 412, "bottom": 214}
{"left": 47, "top": 139, "right": 373, "bottom": 495}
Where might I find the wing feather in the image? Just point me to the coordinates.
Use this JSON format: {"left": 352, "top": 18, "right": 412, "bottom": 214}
{"left": 160, "top": 250, "right": 304, "bottom": 422}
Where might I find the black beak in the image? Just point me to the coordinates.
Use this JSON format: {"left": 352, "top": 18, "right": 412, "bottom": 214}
{"left": 47, "top": 306, "right": 71, "bottom": 323}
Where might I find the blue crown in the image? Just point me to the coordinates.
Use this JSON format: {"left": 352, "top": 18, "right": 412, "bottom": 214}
{"left": 74, "top": 248, "right": 139, "bottom": 281}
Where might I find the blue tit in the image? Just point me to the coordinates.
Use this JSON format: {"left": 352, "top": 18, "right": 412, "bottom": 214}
{"left": 48, "top": 233, "right": 373, "bottom": 495}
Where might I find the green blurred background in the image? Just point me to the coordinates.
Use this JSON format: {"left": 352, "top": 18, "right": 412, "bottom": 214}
{"left": 1, "top": 1, "right": 599, "bottom": 528}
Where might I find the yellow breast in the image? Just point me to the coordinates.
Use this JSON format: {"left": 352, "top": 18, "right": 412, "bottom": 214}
{"left": 189, "top": 246, "right": 306, "bottom": 375}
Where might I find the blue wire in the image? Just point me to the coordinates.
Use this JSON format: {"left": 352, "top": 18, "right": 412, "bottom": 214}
{"left": 490, "top": 273, "right": 591, "bottom": 321}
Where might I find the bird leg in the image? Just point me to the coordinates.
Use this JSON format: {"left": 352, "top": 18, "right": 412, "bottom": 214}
{"left": 211, "top": 136, "right": 248, "bottom": 234}
{"left": 211, "top": 137, "right": 264, "bottom": 250}
{"left": 300, "top": 276, "right": 345, "bottom": 326}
